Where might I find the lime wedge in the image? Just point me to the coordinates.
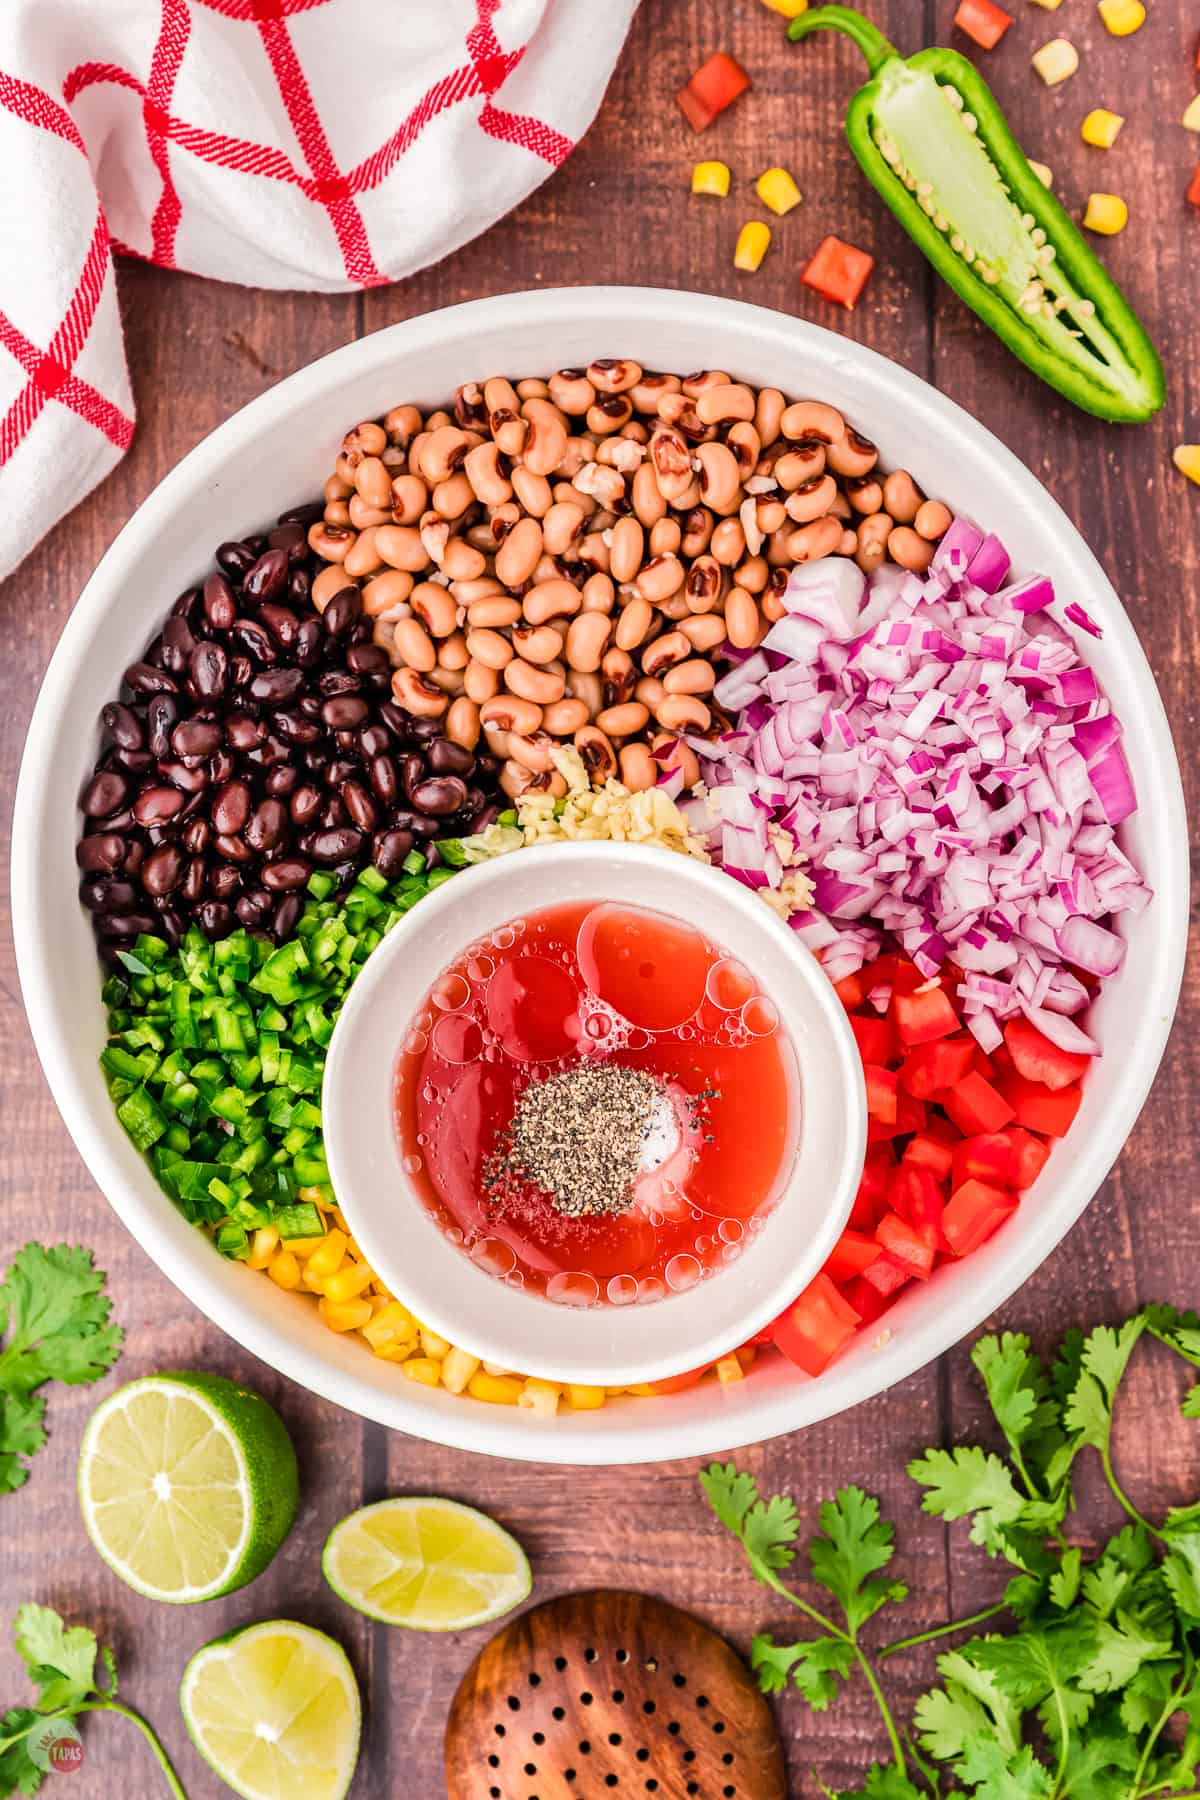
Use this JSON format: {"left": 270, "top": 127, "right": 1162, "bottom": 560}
{"left": 77, "top": 1371, "right": 298, "bottom": 1604}
{"left": 180, "top": 1620, "right": 360, "bottom": 1800}
{"left": 322, "top": 1496, "right": 531, "bottom": 1631}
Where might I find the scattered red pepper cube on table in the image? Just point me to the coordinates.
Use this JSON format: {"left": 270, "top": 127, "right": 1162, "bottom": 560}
{"left": 953, "top": 0, "right": 1013, "bottom": 51}
{"left": 801, "top": 235, "right": 875, "bottom": 309}
{"left": 675, "top": 53, "right": 751, "bottom": 133}
{"left": 1189, "top": 163, "right": 1200, "bottom": 207}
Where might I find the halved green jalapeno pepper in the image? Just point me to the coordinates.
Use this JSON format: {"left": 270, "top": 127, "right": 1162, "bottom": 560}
{"left": 788, "top": 5, "right": 1165, "bottom": 422}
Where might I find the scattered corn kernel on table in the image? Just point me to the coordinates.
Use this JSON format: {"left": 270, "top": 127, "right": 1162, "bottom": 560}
{"left": 2, "top": 3, "right": 1198, "bottom": 1794}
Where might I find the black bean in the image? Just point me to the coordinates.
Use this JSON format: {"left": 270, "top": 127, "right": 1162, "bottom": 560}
{"left": 209, "top": 863, "right": 242, "bottom": 901}
{"left": 102, "top": 809, "right": 137, "bottom": 834}
{"left": 146, "top": 693, "right": 178, "bottom": 759}
{"left": 212, "top": 780, "right": 251, "bottom": 835}
{"left": 348, "top": 617, "right": 375, "bottom": 648}
{"left": 294, "top": 618, "right": 324, "bottom": 666}
{"left": 323, "top": 587, "right": 362, "bottom": 639}
{"left": 304, "top": 827, "right": 364, "bottom": 865}
{"left": 171, "top": 587, "right": 202, "bottom": 625}
{"left": 261, "top": 733, "right": 293, "bottom": 765}
{"left": 346, "top": 643, "right": 389, "bottom": 677}
{"left": 102, "top": 702, "right": 144, "bottom": 751}
{"left": 287, "top": 567, "right": 311, "bottom": 609}
{"left": 424, "top": 842, "right": 441, "bottom": 871}
{"left": 123, "top": 840, "right": 145, "bottom": 875}
{"left": 157, "top": 910, "right": 184, "bottom": 947}
{"left": 325, "top": 757, "right": 358, "bottom": 789}
{"left": 371, "top": 828, "right": 414, "bottom": 879}
{"left": 236, "top": 890, "right": 274, "bottom": 930}
{"left": 258, "top": 604, "right": 299, "bottom": 650}
{"left": 125, "top": 661, "right": 177, "bottom": 696}
{"left": 290, "top": 784, "right": 322, "bottom": 827}
{"left": 172, "top": 718, "right": 222, "bottom": 759}
{"left": 215, "top": 542, "right": 255, "bottom": 581}
{"left": 245, "top": 799, "right": 286, "bottom": 853}
{"left": 409, "top": 717, "right": 442, "bottom": 742}
{"left": 214, "top": 833, "right": 254, "bottom": 864}
{"left": 231, "top": 618, "right": 277, "bottom": 664}
{"left": 142, "top": 845, "right": 183, "bottom": 896}
{"left": 412, "top": 776, "right": 468, "bottom": 816}
{"left": 160, "top": 616, "right": 196, "bottom": 674}
{"left": 243, "top": 547, "right": 289, "bottom": 603}
{"left": 408, "top": 812, "right": 440, "bottom": 839}
{"left": 81, "top": 770, "right": 128, "bottom": 817}
{"left": 197, "top": 900, "right": 234, "bottom": 938}
{"left": 378, "top": 701, "right": 413, "bottom": 739}
{"left": 319, "top": 669, "right": 362, "bottom": 701}
{"left": 134, "top": 786, "right": 185, "bottom": 826}
{"left": 426, "top": 737, "right": 475, "bottom": 776}
{"left": 249, "top": 667, "right": 304, "bottom": 705}
{"left": 277, "top": 500, "right": 324, "bottom": 527}
{"left": 225, "top": 713, "right": 264, "bottom": 751}
{"left": 261, "top": 857, "right": 311, "bottom": 892}
{"left": 265, "top": 764, "right": 299, "bottom": 798}
{"left": 274, "top": 710, "right": 321, "bottom": 745}
{"left": 342, "top": 782, "right": 377, "bottom": 831}
{"left": 210, "top": 750, "right": 234, "bottom": 784}
{"left": 98, "top": 912, "right": 157, "bottom": 941}
{"left": 190, "top": 640, "right": 228, "bottom": 698}
{"left": 359, "top": 724, "right": 390, "bottom": 758}
{"left": 142, "top": 634, "right": 168, "bottom": 669}
{"left": 182, "top": 818, "right": 211, "bottom": 854}
{"left": 158, "top": 761, "right": 209, "bottom": 794}
{"left": 112, "top": 747, "right": 154, "bottom": 776}
{"left": 271, "top": 893, "right": 304, "bottom": 941}
{"left": 80, "top": 877, "right": 138, "bottom": 913}
{"left": 298, "top": 694, "right": 323, "bottom": 720}
{"left": 268, "top": 522, "right": 307, "bottom": 565}
{"left": 476, "top": 752, "right": 500, "bottom": 776}
{"left": 319, "top": 798, "right": 347, "bottom": 830}
{"left": 472, "top": 802, "right": 501, "bottom": 835}
{"left": 183, "top": 858, "right": 207, "bottom": 904}
{"left": 368, "top": 753, "right": 399, "bottom": 805}
{"left": 230, "top": 654, "right": 254, "bottom": 690}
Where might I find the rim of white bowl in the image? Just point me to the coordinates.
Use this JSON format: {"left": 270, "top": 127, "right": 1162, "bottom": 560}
{"left": 11, "top": 286, "right": 1188, "bottom": 1465}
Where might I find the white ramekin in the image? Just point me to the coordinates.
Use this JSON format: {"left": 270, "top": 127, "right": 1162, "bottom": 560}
{"left": 11, "top": 287, "right": 1187, "bottom": 1464}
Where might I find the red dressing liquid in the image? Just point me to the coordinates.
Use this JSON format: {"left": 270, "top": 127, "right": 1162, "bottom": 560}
{"left": 393, "top": 900, "right": 798, "bottom": 1308}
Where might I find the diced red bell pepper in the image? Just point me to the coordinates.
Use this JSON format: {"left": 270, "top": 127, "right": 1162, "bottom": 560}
{"left": 772, "top": 1273, "right": 861, "bottom": 1377}
{"left": 644, "top": 1363, "right": 711, "bottom": 1394}
{"left": 851, "top": 1013, "right": 893, "bottom": 1065}
{"left": 900, "top": 1034, "right": 976, "bottom": 1098}
{"left": 834, "top": 972, "right": 866, "bottom": 1010}
{"left": 892, "top": 982, "right": 959, "bottom": 1046}
{"left": 943, "top": 1069, "right": 1015, "bottom": 1136}
{"left": 864, "top": 1063, "right": 899, "bottom": 1124}
{"left": 953, "top": 1132, "right": 1016, "bottom": 1191}
{"left": 1005, "top": 1017, "right": 1091, "bottom": 1092}
{"left": 999, "top": 1077, "right": 1083, "bottom": 1138}
{"left": 846, "top": 1275, "right": 890, "bottom": 1325}
{"left": 801, "top": 236, "right": 875, "bottom": 311}
{"left": 1005, "top": 1126, "right": 1052, "bottom": 1190}
{"left": 904, "top": 1133, "right": 955, "bottom": 1181}
{"left": 824, "top": 1228, "right": 883, "bottom": 1281}
{"left": 943, "top": 1180, "right": 1019, "bottom": 1257}
{"left": 875, "top": 1211, "right": 938, "bottom": 1279}
{"left": 860, "top": 1250, "right": 913, "bottom": 1297}
{"left": 954, "top": 0, "right": 1012, "bottom": 49}
{"left": 1189, "top": 163, "right": 1200, "bottom": 209}
{"left": 676, "top": 52, "right": 751, "bottom": 132}
{"left": 889, "top": 1163, "right": 947, "bottom": 1240}
{"left": 849, "top": 1153, "right": 893, "bottom": 1229}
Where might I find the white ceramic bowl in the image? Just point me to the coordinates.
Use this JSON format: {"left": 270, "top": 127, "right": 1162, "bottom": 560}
{"left": 12, "top": 287, "right": 1187, "bottom": 1465}
{"left": 323, "top": 842, "right": 867, "bottom": 1388}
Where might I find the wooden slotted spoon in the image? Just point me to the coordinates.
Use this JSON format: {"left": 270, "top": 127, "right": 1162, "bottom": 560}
{"left": 445, "top": 1589, "right": 787, "bottom": 1800}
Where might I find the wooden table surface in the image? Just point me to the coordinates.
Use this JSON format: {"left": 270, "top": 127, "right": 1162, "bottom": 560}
{"left": 2, "top": 4, "right": 1197, "bottom": 1796}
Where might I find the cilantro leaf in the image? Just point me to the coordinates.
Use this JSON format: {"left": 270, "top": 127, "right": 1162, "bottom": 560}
{"left": 913, "top": 1682, "right": 993, "bottom": 1761}
{"left": 1058, "top": 1707, "right": 1141, "bottom": 1798}
{"left": 972, "top": 1332, "right": 1058, "bottom": 1448}
{"left": 699, "top": 1462, "right": 760, "bottom": 1536}
{"left": 955, "top": 1733, "right": 1055, "bottom": 1799}
{"left": 13, "top": 1608, "right": 98, "bottom": 1713}
{"left": 928, "top": 1650, "right": 1023, "bottom": 1759}
{"left": 809, "top": 1488, "right": 906, "bottom": 1634}
{"left": 0, "top": 1246, "right": 123, "bottom": 1392}
{"left": 0, "top": 1709, "right": 41, "bottom": 1797}
{"left": 700, "top": 1463, "right": 800, "bottom": 1576}
{"left": 0, "top": 1397, "right": 46, "bottom": 1496}
{"left": 751, "top": 1631, "right": 854, "bottom": 1708}
{"left": 1063, "top": 1318, "right": 1146, "bottom": 1453}
{"left": 965, "top": 1617, "right": 1098, "bottom": 1709}
{"left": 1119, "top": 1659, "right": 1181, "bottom": 1735}
{"left": 1077, "top": 1606, "right": 1176, "bottom": 1694}
{"left": 906, "top": 1445, "right": 1026, "bottom": 1554}
{"left": 823, "top": 1767, "right": 924, "bottom": 1800}
{"left": 1050, "top": 1547, "right": 1082, "bottom": 1610}
{"left": 1162, "top": 1532, "right": 1200, "bottom": 1628}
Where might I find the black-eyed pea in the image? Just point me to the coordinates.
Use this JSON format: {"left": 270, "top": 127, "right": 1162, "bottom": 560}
{"left": 334, "top": 451, "right": 359, "bottom": 488}
{"left": 648, "top": 425, "right": 694, "bottom": 504}
{"left": 549, "top": 369, "right": 596, "bottom": 415}
{"left": 464, "top": 440, "right": 512, "bottom": 506}
{"left": 580, "top": 572, "right": 615, "bottom": 615}
{"left": 374, "top": 524, "right": 429, "bottom": 572}
{"left": 755, "top": 498, "right": 787, "bottom": 535}
{"left": 882, "top": 469, "right": 923, "bottom": 524}
{"left": 532, "top": 551, "right": 567, "bottom": 586}
{"left": 508, "top": 730, "right": 557, "bottom": 774}
{"left": 754, "top": 385, "right": 786, "bottom": 445}
{"left": 641, "top": 630, "right": 691, "bottom": 677}
{"left": 710, "top": 517, "right": 746, "bottom": 566}
{"left": 725, "top": 588, "right": 761, "bottom": 649}
{"left": 455, "top": 382, "right": 489, "bottom": 432}
{"left": 652, "top": 732, "right": 701, "bottom": 787}
{"left": 392, "top": 618, "right": 436, "bottom": 672}
{"left": 844, "top": 476, "right": 884, "bottom": 516}
{"left": 587, "top": 357, "right": 642, "bottom": 394}
{"left": 324, "top": 473, "right": 353, "bottom": 503}
{"left": 384, "top": 404, "right": 422, "bottom": 446}
{"left": 680, "top": 369, "right": 730, "bottom": 400}
{"left": 505, "top": 659, "right": 566, "bottom": 705}
{"left": 552, "top": 480, "right": 593, "bottom": 515}
{"left": 511, "top": 624, "right": 562, "bottom": 665}
{"left": 766, "top": 526, "right": 793, "bottom": 567}
{"left": 314, "top": 563, "right": 358, "bottom": 612}
{"left": 787, "top": 515, "right": 845, "bottom": 563}
{"left": 432, "top": 472, "right": 475, "bottom": 522}
{"left": 522, "top": 404, "right": 569, "bottom": 477}
{"left": 427, "top": 665, "right": 465, "bottom": 697}
{"left": 780, "top": 400, "right": 846, "bottom": 444}
{"left": 511, "top": 465, "right": 552, "bottom": 517}
{"left": 838, "top": 529, "right": 858, "bottom": 557}
{"left": 658, "top": 593, "right": 691, "bottom": 622}
{"left": 576, "top": 532, "right": 611, "bottom": 573}
{"left": 349, "top": 494, "right": 391, "bottom": 530}
{"left": 485, "top": 724, "right": 511, "bottom": 761}
{"left": 573, "top": 460, "right": 626, "bottom": 510}
{"left": 727, "top": 422, "right": 761, "bottom": 482}
{"left": 483, "top": 376, "right": 519, "bottom": 418}
{"left": 595, "top": 700, "right": 650, "bottom": 738}
{"left": 681, "top": 614, "right": 728, "bottom": 652}
{"left": 655, "top": 694, "right": 712, "bottom": 733}
{"left": 438, "top": 629, "right": 469, "bottom": 671}
{"left": 608, "top": 516, "right": 644, "bottom": 585}
{"left": 324, "top": 498, "right": 352, "bottom": 527}
{"left": 574, "top": 724, "right": 618, "bottom": 781}
{"left": 888, "top": 526, "right": 935, "bottom": 572}
{"left": 465, "top": 658, "right": 502, "bottom": 704}
{"left": 445, "top": 696, "right": 481, "bottom": 751}
{"left": 565, "top": 612, "right": 612, "bottom": 674}
{"left": 492, "top": 410, "right": 527, "bottom": 458}
{"left": 773, "top": 445, "right": 826, "bottom": 491}
{"left": 684, "top": 553, "right": 723, "bottom": 614}
{"left": 914, "top": 499, "right": 953, "bottom": 542}
{"left": 308, "top": 522, "right": 355, "bottom": 562}
{"left": 557, "top": 435, "right": 596, "bottom": 481}
{"left": 695, "top": 440, "right": 742, "bottom": 515}
{"left": 390, "top": 473, "right": 428, "bottom": 525}
{"left": 542, "top": 502, "right": 586, "bottom": 557}
{"left": 464, "top": 521, "right": 498, "bottom": 553}
{"left": 587, "top": 394, "right": 633, "bottom": 436}
{"left": 601, "top": 646, "right": 636, "bottom": 704}
{"left": 465, "top": 628, "right": 513, "bottom": 670}
{"left": 500, "top": 759, "right": 531, "bottom": 801}
{"left": 495, "top": 516, "right": 544, "bottom": 588}
{"left": 827, "top": 429, "right": 879, "bottom": 478}
{"left": 618, "top": 743, "right": 658, "bottom": 791}
{"left": 680, "top": 507, "right": 715, "bottom": 560}
{"left": 784, "top": 474, "right": 838, "bottom": 524}
{"left": 648, "top": 518, "right": 682, "bottom": 560}
{"left": 419, "top": 426, "right": 475, "bottom": 486}
{"left": 481, "top": 695, "right": 544, "bottom": 737}
{"left": 631, "top": 461, "right": 668, "bottom": 527}
{"left": 410, "top": 582, "right": 458, "bottom": 638}
{"left": 523, "top": 578, "right": 582, "bottom": 625}
{"left": 695, "top": 381, "right": 756, "bottom": 425}
{"left": 663, "top": 658, "right": 717, "bottom": 696}
{"left": 466, "top": 594, "right": 521, "bottom": 629}
{"left": 523, "top": 768, "right": 569, "bottom": 800}
{"left": 636, "top": 554, "right": 685, "bottom": 603}
{"left": 354, "top": 455, "right": 393, "bottom": 510}
{"left": 634, "top": 675, "right": 666, "bottom": 712}
{"left": 392, "top": 666, "right": 449, "bottom": 718}
{"left": 566, "top": 669, "right": 604, "bottom": 716}
{"left": 343, "top": 420, "right": 387, "bottom": 460}
{"left": 542, "top": 697, "right": 590, "bottom": 736}
{"left": 614, "top": 597, "right": 654, "bottom": 652}
{"left": 420, "top": 515, "right": 450, "bottom": 567}
{"left": 597, "top": 434, "right": 645, "bottom": 472}
{"left": 828, "top": 491, "right": 852, "bottom": 520}
{"left": 761, "top": 587, "right": 787, "bottom": 623}
{"left": 441, "top": 536, "right": 486, "bottom": 582}
{"left": 630, "top": 372, "right": 680, "bottom": 413}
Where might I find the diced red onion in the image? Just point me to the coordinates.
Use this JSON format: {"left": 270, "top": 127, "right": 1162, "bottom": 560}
{"left": 1056, "top": 915, "right": 1126, "bottom": 977}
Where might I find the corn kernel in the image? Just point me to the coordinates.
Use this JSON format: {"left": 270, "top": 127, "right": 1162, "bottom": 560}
{"left": 1082, "top": 191, "right": 1128, "bottom": 233}
{"left": 418, "top": 1326, "right": 451, "bottom": 1359}
{"left": 1098, "top": 0, "right": 1145, "bottom": 33}
{"left": 324, "top": 1260, "right": 375, "bottom": 1304}
{"left": 691, "top": 160, "right": 731, "bottom": 198}
{"left": 297, "top": 1186, "right": 326, "bottom": 1204}
{"left": 468, "top": 1371, "right": 524, "bottom": 1405}
{"left": 715, "top": 1352, "right": 745, "bottom": 1384}
{"left": 246, "top": 1226, "right": 279, "bottom": 1271}
{"left": 1183, "top": 95, "right": 1200, "bottom": 132}
{"left": 1174, "top": 445, "right": 1200, "bottom": 486}
{"left": 318, "top": 1294, "right": 374, "bottom": 1332}
{"left": 305, "top": 1227, "right": 347, "bottom": 1281}
{"left": 482, "top": 1360, "right": 514, "bottom": 1377}
{"left": 762, "top": 0, "right": 809, "bottom": 16}
{"left": 734, "top": 220, "right": 772, "bottom": 272}
{"left": 362, "top": 1299, "right": 417, "bottom": 1351}
{"left": 518, "top": 1379, "right": 561, "bottom": 1418}
{"left": 267, "top": 1249, "right": 301, "bottom": 1290}
{"left": 1028, "top": 159, "right": 1054, "bottom": 186}
{"left": 1032, "top": 38, "right": 1079, "bottom": 85}
{"left": 370, "top": 1341, "right": 413, "bottom": 1363}
{"left": 402, "top": 1356, "right": 443, "bottom": 1387}
{"left": 566, "top": 1384, "right": 607, "bottom": 1410}
{"left": 441, "top": 1347, "right": 481, "bottom": 1395}
{"left": 301, "top": 1265, "right": 326, "bottom": 1294}
{"left": 1082, "top": 108, "right": 1124, "bottom": 147}
{"left": 755, "top": 167, "right": 802, "bottom": 215}
{"left": 1028, "top": 0, "right": 1064, "bottom": 8}
{"left": 282, "top": 1235, "right": 327, "bottom": 1259}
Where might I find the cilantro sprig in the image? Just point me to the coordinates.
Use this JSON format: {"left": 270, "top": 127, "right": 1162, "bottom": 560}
{"left": 0, "top": 1245, "right": 123, "bottom": 1494}
{"left": 0, "top": 1605, "right": 186, "bottom": 1796}
{"left": 703, "top": 1307, "right": 1200, "bottom": 1799}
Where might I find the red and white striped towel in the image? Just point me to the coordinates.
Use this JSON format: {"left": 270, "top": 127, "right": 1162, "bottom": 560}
{"left": 0, "top": 0, "right": 638, "bottom": 580}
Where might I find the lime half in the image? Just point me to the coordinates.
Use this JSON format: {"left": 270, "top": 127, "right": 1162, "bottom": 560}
{"left": 77, "top": 1371, "right": 298, "bottom": 1603}
{"left": 322, "top": 1496, "right": 531, "bottom": 1630}
{"left": 181, "top": 1620, "right": 360, "bottom": 1800}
